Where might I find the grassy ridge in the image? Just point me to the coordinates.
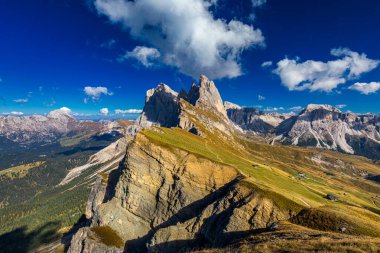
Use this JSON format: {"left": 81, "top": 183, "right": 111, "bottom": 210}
{"left": 142, "top": 126, "right": 380, "bottom": 236}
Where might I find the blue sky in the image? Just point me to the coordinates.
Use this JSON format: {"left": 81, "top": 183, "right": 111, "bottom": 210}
{"left": 0, "top": 0, "right": 379, "bottom": 118}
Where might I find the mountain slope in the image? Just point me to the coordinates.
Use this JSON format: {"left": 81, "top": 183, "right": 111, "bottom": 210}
{"left": 66, "top": 76, "right": 380, "bottom": 253}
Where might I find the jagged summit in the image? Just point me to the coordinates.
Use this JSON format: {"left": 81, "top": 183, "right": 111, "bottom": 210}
{"left": 137, "top": 75, "right": 230, "bottom": 133}
{"left": 187, "top": 75, "right": 227, "bottom": 118}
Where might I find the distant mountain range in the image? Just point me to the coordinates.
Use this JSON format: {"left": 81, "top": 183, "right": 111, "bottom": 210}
{"left": 2, "top": 81, "right": 379, "bottom": 160}
{"left": 227, "top": 103, "right": 380, "bottom": 159}
{"left": 0, "top": 108, "right": 126, "bottom": 145}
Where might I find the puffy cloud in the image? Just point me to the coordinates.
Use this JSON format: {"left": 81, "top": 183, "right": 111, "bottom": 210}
{"left": 348, "top": 82, "right": 380, "bottom": 95}
{"left": 258, "top": 95, "right": 266, "bottom": 100}
{"left": 115, "top": 109, "right": 143, "bottom": 114}
{"left": 13, "top": 98, "right": 28, "bottom": 103}
{"left": 335, "top": 104, "right": 347, "bottom": 109}
{"left": 120, "top": 46, "right": 160, "bottom": 67}
{"left": 94, "top": 0, "right": 265, "bottom": 79}
{"left": 99, "top": 108, "right": 109, "bottom": 115}
{"left": 274, "top": 48, "right": 379, "bottom": 92}
{"left": 261, "top": 61, "right": 272, "bottom": 68}
{"left": 84, "top": 86, "right": 113, "bottom": 102}
{"left": 2, "top": 111, "right": 24, "bottom": 116}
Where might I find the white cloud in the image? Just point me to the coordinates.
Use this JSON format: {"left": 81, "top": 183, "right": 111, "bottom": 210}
{"left": 84, "top": 86, "right": 113, "bottom": 101}
{"left": 289, "top": 106, "right": 303, "bottom": 111}
{"left": 348, "top": 82, "right": 380, "bottom": 95}
{"left": 264, "top": 106, "right": 284, "bottom": 112}
{"left": 261, "top": 61, "right": 272, "bottom": 68}
{"left": 13, "top": 98, "right": 29, "bottom": 103}
{"left": 94, "top": 0, "right": 265, "bottom": 79}
{"left": 99, "top": 108, "right": 109, "bottom": 115}
{"left": 258, "top": 95, "right": 266, "bottom": 100}
{"left": 2, "top": 111, "right": 24, "bottom": 116}
{"left": 115, "top": 109, "right": 143, "bottom": 114}
{"left": 274, "top": 48, "right": 379, "bottom": 92}
{"left": 120, "top": 46, "right": 160, "bottom": 67}
{"left": 335, "top": 104, "right": 347, "bottom": 109}
{"left": 59, "top": 107, "right": 72, "bottom": 114}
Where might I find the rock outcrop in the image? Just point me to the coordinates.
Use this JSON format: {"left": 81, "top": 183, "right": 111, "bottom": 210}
{"left": 68, "top": 132, "right": 289, "bottom": 253}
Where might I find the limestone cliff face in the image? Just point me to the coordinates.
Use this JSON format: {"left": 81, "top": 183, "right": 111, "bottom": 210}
{"left": 68, "top": 132, "right": 290, "bottom": 253}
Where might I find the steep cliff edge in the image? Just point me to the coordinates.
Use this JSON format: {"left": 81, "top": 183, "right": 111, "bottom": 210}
{"left": 69, "top": 132, "right": 290, "bottom": 252}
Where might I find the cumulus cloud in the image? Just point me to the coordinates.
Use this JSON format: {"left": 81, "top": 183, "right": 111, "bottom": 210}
{"left": 94, "top": 0, "right": 265, "bottom": 79}
{"left": 13, "top": 98, "right": 29, "bottom": 103}
{"left": 274, "top": 48, "right": 379, "bottom": 92}
{"left": 84, "top": 86, "right": 113, "bottom": 102}
{"left": 261, "top": 61, "right": 272, "bottom": 68}
{"left": 2, "top": 111, "right": 24, "bottom": 116}
{"left": 120, "top": 46, "right": 160, "bottom": 67}
{"left": 115, "top": 109, "right": 143, "bottom": 114}
{"left": 99, "top": 108, "right": 109, "bottom": 115}
{"left": 258, "top": 95, "right": 266, "bottom": 101}
{"left": 348, "top": 82, "right": 380, "bottom": 95}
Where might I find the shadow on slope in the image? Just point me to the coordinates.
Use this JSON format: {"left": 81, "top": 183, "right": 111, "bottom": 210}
{"left": 0, "top": 222, "right": 60, "bottom": 253}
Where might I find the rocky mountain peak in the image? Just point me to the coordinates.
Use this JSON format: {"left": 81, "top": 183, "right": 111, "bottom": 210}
{"left": 145, "top": 83, "right": 178, "bottom": 103}
{"left": 188, "top": 75, "right": 228, "bottom": 118}
{"left": 137, "top": 83, "right": 180, "bottom": 128}
{"left": 138, "top": 75, "right": 230, "bottom": 129}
